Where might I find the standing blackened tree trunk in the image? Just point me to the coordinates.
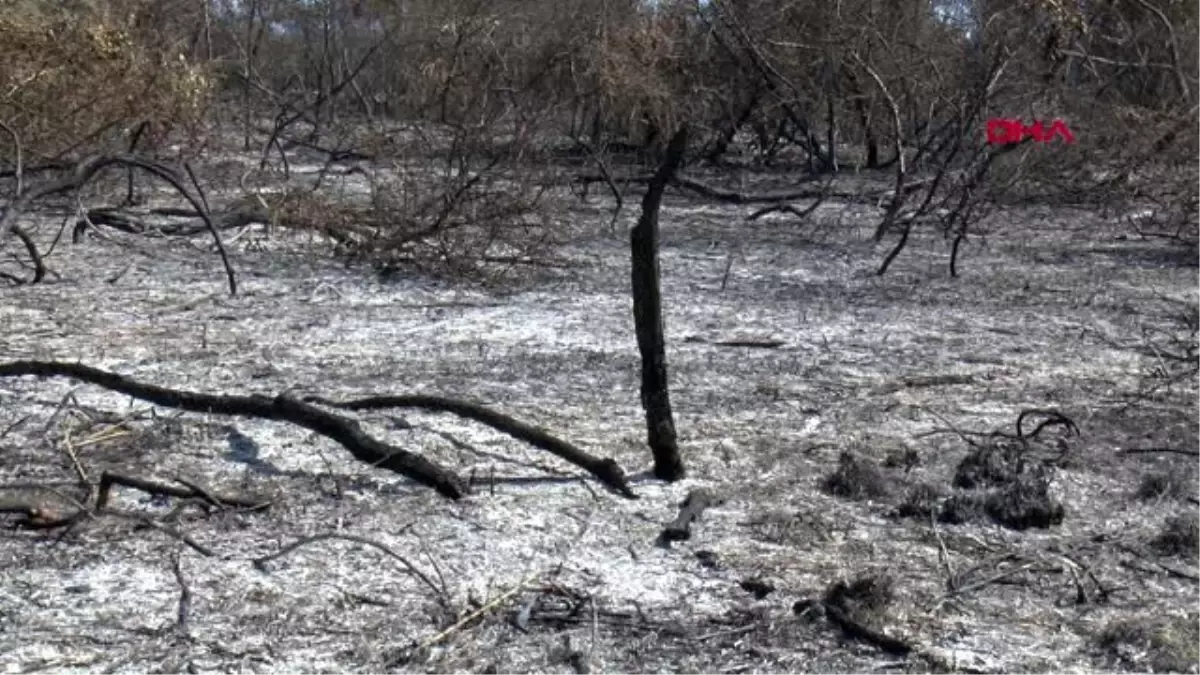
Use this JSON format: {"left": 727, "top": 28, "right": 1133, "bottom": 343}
{"left": 630, "top": 125, "right": 688, "bottom": 481}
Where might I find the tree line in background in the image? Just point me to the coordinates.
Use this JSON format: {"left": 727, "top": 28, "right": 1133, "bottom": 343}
{"left": 1, "top": 0, "right": 1197, "bottom": 276}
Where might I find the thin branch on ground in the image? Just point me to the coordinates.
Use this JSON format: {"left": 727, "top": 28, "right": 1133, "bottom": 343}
{"left": 106, "top": 510, "right": 216, "bottom": 557}
{"left": 96, "top": 471, "right": 270, "bottom": 511}
{"left": 1120, "top": 447, "right": 1200, "bottom": 458}
{"left": 418, "top": 571, "right": 541, "bottom": 650}
{"left": 253, "top": 532, "right": 446, "bottom": 601}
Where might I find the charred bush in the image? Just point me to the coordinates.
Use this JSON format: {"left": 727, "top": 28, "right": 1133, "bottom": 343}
{"left": 953, "top": 438, "right": 1031, "bottom": 490}
{"left": 823, "top": 452, "right": 893, "bottom": 502}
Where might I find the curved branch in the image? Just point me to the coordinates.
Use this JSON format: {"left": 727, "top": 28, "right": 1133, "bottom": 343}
{"left": 0, "top": 154, "right": 237, "bottom": 294}
{"left": 852, "top": 56, "right": 906, "bottom": 243}
{"left": 0, "top": 360, "right": 467, "bottom": 499}
{"left": 5, "top": 224, "right": 47, "bottom": 282}
{"left": 305, "top": 394, "right": 637, "bottom": 499}
{"left": 0, "top": 119, "right": 46, "bottom": 282}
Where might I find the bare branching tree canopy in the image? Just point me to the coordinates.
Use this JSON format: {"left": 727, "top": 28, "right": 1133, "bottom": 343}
{"left": 1, "top": 0, "right": 1197, "bottom": 671}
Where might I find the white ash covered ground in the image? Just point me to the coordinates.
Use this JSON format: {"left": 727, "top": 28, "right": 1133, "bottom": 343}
{"left": 1, "top": 172, "right": 1196, "bottom": 673}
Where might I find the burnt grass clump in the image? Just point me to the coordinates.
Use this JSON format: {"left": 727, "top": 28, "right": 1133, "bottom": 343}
{"left": 952, "top": 438, "right": 1030, "bottom": 489}
{"left": 893, "top": 481, "right": 945, "bottom": 520}
{"left": 1096, "top": 614, "right": 1200, "bottom": 673}
{"left": 977, "top": 472, "right": 1064, "bottom": 530}
{"left": 948, "top": 439, "right": 1064, "bottom": 529}
{"left": 822, "top": 452, "right": 893, "bottom": 501}
{"left": 1135, "top": 470, "right": 1194, "bottom": 501}
{"left": 823, "top": 574, "right": 896, "bottom": 619}
{"left": 1150, "top": 512, "right": 1200, "bottom": 559}
{"left": 889, "top": 437, "right": 1066, "bottom": 530}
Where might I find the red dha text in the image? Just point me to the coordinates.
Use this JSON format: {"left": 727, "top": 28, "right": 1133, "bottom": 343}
{"left": 986, "top": 118, "right": 1076, "bottom": 145}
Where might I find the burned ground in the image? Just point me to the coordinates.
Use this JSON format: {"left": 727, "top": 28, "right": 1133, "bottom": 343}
{"left": 1, "top": 163, "right": 1196, "bottom": 673}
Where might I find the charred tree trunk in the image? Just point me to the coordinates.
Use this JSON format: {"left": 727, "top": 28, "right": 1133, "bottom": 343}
{"left": 861, "top": 110, "right": 879, "bottom": 168}
{"left": 845, "top": 71, "right": 879, "bottom": 169}
{"left": 706, "top": 86, "right": 762, "bottom": 165}
{"left": 630, "top": 126, "right": 688, "bottom": 482}
{"left": 824, "top": 57, "right": 839, "bottom": 173}
{"left": 640, "top": 111, "right": 662, "bottom": 166}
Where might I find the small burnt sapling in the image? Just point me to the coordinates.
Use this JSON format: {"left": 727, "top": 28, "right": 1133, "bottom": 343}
{"left": 630, "top": 126, "right": 689, "bottom": 481}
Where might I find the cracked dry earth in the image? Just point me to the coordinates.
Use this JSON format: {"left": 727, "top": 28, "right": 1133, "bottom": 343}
{"left": 1, "top": 188, "right": 1197, "bottom": 673}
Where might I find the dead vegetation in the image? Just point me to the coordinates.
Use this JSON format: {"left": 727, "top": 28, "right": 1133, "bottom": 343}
{"left": 1096, "top": 613, "right": 1200, "bottom": 673}
{"left": 1, "top": 0, "right": 1197, "bottom": 672}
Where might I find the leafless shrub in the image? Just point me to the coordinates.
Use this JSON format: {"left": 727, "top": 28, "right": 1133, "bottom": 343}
{"left": 267, "top": 125, "right": 560, "bottom": 284}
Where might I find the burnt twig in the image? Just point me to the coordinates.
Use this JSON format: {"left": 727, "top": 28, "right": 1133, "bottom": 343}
{"left": 96, "top": 471, "right": 269, "bottom": 511}
{"left": 659, "top": 488, "right": 725, "bottom": 543}
{"left": 254, "top": 532, "right": 446, "bottom": 601}
{"left": 822, "top": 602, "right": 914, "bottom": 656}
{"left": 575, "top": 139, "right": 625, "bottom": 233}
{"left": 171, "top": 551, "right": 194, "bottom": 635}
{"left": 1120, "top": 447, "right": 1200, "bottom": 458}
{"left": 107, "top": 510, "right": 216, "bottom": 557}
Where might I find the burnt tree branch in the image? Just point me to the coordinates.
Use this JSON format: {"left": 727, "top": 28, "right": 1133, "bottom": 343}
{"left": 0, "top": 154, "right": 237, "bottom": 294}
{"left": 0, "top": 360, "right": 467, "bottom": 499}
{"left": 573, "top": 172, "right": 933, "bottom": 206}
{"left": 304, "top": 394, "right": 636, "bottom": 499}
